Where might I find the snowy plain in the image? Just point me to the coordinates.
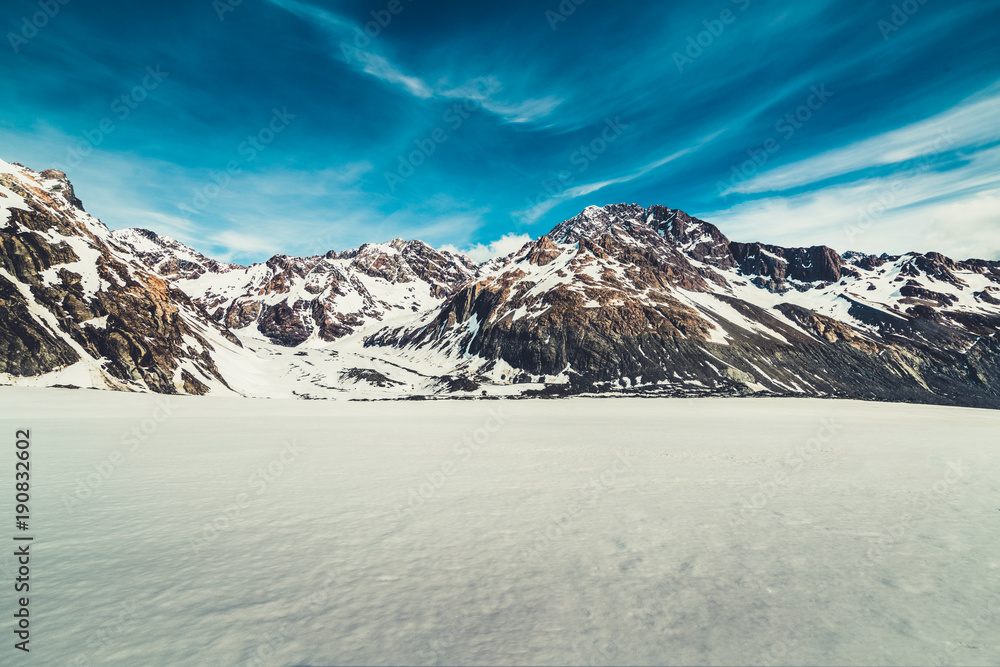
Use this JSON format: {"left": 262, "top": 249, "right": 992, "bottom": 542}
{"left": 1, "top": 388, "right": 999, "bottom": 666}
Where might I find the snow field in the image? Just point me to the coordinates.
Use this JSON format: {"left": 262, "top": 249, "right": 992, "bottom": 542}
{"left": 1, "top": 389, "right": 998, "bottom": 665}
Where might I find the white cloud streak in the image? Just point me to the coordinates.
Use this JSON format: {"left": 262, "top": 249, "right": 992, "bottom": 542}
{"left": 724, "top": 83, "right": 1000, "bottom": 195}
{"left": 704, "top": 143, "right": 1000, "bottom": 259}
{"left": 705, "top": 83, "right": 1000, "bottom": 260}
{"left": 514, "top": 132, "right": 724, "bottom": 225}
{"left": 265, "top": 0, "right": 560, "bottom": 124}
{"left": 440, "top": 233, "right": 533, "bottom": 263}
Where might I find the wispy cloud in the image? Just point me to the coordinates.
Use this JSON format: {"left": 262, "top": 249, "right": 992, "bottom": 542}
{"left": 703, "top": 79, "right": 1000, "bottom": 260}
{"left": 704, "top": 143, "right": 1000, "bottom": 259}
{"left": 353, "top": 51, "right": 434, "bottom": 99}
{"left": 514, "top": 131, "right": 724, "bottom": 225}
{"left": 440, "top": 232, "right": 533, "bottom": 262}
{"left": 265, "top": 0, "right": 560, "bottom": 124}
{"left": 4, "top": 0, "right": 997, "bottom": 263}
{"left": 722, "top": 82, "right": 1000, "bottom": 195}
{"left": 208, "top": 230, "right": 278, "bottom": 262}
{"left": 266, "top": 0, "right": 434, "bottom": 97}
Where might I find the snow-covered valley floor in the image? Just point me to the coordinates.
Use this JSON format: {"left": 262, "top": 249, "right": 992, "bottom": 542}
{"left": 2, "top": 389, "right": 998, "bottom": 666}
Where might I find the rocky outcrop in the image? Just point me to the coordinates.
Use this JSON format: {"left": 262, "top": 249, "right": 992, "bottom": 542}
{"left": 176, "top": 238, "right": 480, "bottom": 347}
{"left": 0, "top": 273, "right": 81, "bottom": 376}
{"left": 0, "top": 160, "right": 239, "bottom": 393}
{"left": 367, "top": 204, "right": 1000, "bottom": 409}
{"left": 111, "top": 228, "right": 238, "bottom": 281}
{"left": 730, "top": 242, "right": 843, "bottom": 287}
{"left": 648, "top": 206, "right": 735, "bottom": 268}
{"left": 3, "top": 158, "right": 999, "bottom": 408}
{"left": 257, "top": 301, "right": 311, "bottom": 347}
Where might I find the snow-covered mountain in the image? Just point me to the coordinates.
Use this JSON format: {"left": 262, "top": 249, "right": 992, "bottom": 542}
{"left": 111, "top": 227, "right": 239, "bottom": 281}
{"left": 0, "top": 159, "right": 243, "bottom": 394}
{"left": 2, "top": 160, "right": 998, "bottom": 407}
{"left": 171, "top": 238, "right": 479, "bottom": 347}
{"left": 367, "top": 204, "right": 1000, "bottom": 407}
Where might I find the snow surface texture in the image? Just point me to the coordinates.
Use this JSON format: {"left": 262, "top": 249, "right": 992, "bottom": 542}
{"left": 3, "top": 389, "right": 998, "bottom": 666}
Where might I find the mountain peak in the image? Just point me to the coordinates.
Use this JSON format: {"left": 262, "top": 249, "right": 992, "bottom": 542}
{"left": 3, "top": 160, "right": 1000, "bottom": 407}
{"left": 546, "top": 203, "right": 735, "bottom": 269}
{"left": 548, "top": 203, "right": 650, "bottom": 244}
{"left": 112, "top": 227, "right": 240, "bottom": 280}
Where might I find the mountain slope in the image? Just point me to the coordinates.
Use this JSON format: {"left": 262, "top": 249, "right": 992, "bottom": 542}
{"left": 2, "top": 160, "right": 997, "bottom": 407}
{"left": 0, "top": 159, "right": 242, "bottom": 394}
{"left": 366, "top": 205, "right": 1000, "bottom": 407}
{"left": 173, "top": 238, "right": 480, "bottom": 347}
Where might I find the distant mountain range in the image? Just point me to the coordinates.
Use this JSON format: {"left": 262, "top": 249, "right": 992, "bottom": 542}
{"left": 2, "top": 157, "right": 998, "bottom": 407}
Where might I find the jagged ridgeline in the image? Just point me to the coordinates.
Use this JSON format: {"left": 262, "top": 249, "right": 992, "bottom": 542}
{"left": 2, "top": 159, "right": 998, "bottom": 407}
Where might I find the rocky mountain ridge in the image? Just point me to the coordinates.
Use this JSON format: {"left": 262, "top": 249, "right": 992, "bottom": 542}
{"left": 0, "top": 160, "right": 241, "bottom": 394}
{"left": 2, "top": 159, "right": 998, "bottom": 407}
{"left": 367, "top": 204, "right": 1000, "bottom": 407}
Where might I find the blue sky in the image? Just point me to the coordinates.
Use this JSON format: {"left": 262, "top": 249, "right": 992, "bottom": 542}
{"left": 2, "top": 0, "right": 999, "bottom": 263}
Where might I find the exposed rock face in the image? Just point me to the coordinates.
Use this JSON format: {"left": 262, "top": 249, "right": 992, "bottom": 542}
{"left": 772, "top": 303, "right": 879, "bottom": 354}
{"left": 729, "top": 242, "right": 843, "bottom": 287}
{"left": 550, "top": 204, "right": 734, "bottom": 270}
{"left": 36, "top": 170, "right": 84, "bottom": 210}
{"left": 842, "top": 251, "right": 887, "bottom": 272}
{"left": 111, "top": 228, "right": 238, "bottom": 281}
{"left": 258, "top": 301, "right": 312, "bottom": 347}
{"left": 0, "top": 273, "right": 81, "bottom": 376}
{"left": 340, "top": 238, "right": 479, "bottom": 296}
{"left": 174, "top": 238, "right": 479, "bottom": 347}
{"left": 340, "top": 368, "right": 402, "bottom": 388}
{"left": 0, "top": 160, "right": 240, "bottom": 393}
{"left": 2, "top": 159, "right": 999, "bottom": 408}
{"left": 648, "top": 206, "right": 735, "bottom": 268}
{"left": 367, "top": 204, "right": 1000, "bottom": 409}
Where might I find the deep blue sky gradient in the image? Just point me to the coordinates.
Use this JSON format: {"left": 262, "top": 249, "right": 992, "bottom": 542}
{"left": 2, "top": 0, "right": 999, "bottom": 262}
